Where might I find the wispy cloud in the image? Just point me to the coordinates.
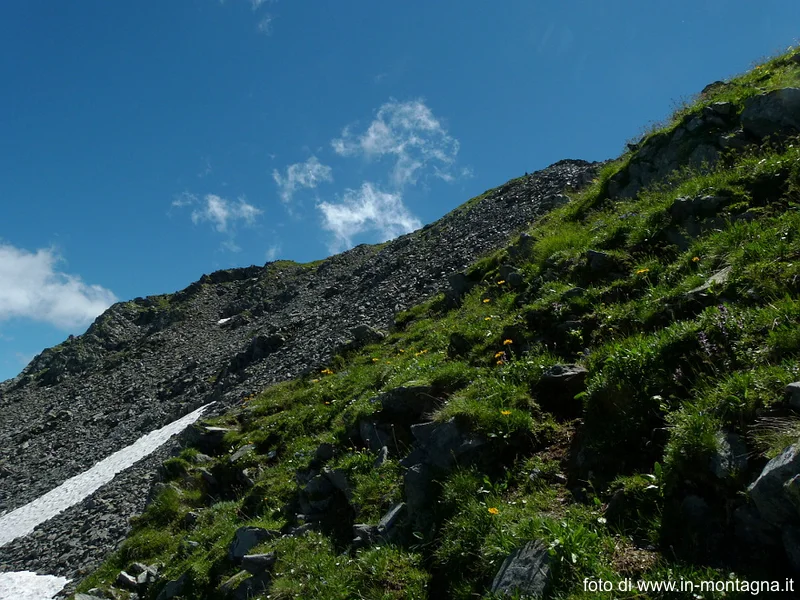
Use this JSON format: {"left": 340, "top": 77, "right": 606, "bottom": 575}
{"left": 256, "top": 15, "right": 273, "bottom": 34}
{"left": 273, "top": 156, "right": 333, "bottom": 204}
{"left": 265, "top": 244, "right": 281, "bottom": 261}
{"left": 0, "top": 243, "right": 117, "bottom": 329}
{"left": 190, "top": 194, "right": 261, "bottom": 233}
{"left": 318, "top": 182, "right": 421, "bottom": 252}
{"left": 331, "top": 99, "right": 460, "bottom": 188}
{"left": 172, "top": 193, "right": 262, "bottom": 251}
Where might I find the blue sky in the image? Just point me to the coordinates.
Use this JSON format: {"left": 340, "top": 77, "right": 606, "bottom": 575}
{"left": 1, "top": 0, "right": 798, "bottom": 382}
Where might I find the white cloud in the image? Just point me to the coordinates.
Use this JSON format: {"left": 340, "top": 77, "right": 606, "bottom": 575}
{"left": 0, "top": 244, "right": 117, "bottom": 330}
{"left": 317, "top": 182, "right": 421, "bottom": 252}
{"left": 189, "top": 194, "right": 262, "bottom": 233}
{"left": 331, "top": 99, "right": 460, "bottom": 188}
{"left": 273, "top": 156, "right": 333, "bottom": 204}
{"left": 256, "top": 15, "right": 273, "bottom": 34}
{"left": 265, "top": 244, "right": 281, "bottom": 261}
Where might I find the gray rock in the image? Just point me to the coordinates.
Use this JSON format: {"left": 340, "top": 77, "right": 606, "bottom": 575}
{"left": 710, "top": 431, "right": 748, "bottom": 479}
{"left": 586, "top": 250, "right": 613, "bottom": 272}
{"left": 229, "top": 443, "right": 255, "bottom": 463}
{"left": 116, "top": 570, "right": 138, "bottom": 590}
{"left": 304, "top": 474, "right": 335, "bottom": 498}
{"left": 491, "top": 540, "right": 551, "bottom": 598}
{"left": 419, "top": 419, "right": 485, "bottom": 471}
{"left": 353, "top": 523, "right": 378, "bottom": 546}
{"left": 404, "top": 463, "right": 434, "bottom": 518}
{"left": 378, "top": 502, "right": 407, "bottom": 535}
{"left": 669, "top": 195, "right": 725, "bottom": 222}
{"left": 228, "top": 526, "right": 278, "bottom": 562}
{"left": 686, "top": 266, "right": 732, "bottom": 298}
{"left": 241, "top": 552, "right": 276, "bottom": 574}
{"left": 741, "top": 88, "right": 800, "bottom": 139}
{"left": 785, "top": 474, "right": 800, "bottom": 515}
{"left": 314, "top": 442, "right": 335, "bottom": 463}
{"left": 156, "top": 573, "right": 187, "bottom": 600}
{"left": 75, "top": 595, "right": 108, "bottom": 600}
{"left": 136, "top": 566, "right": 159, "bottom": 589}
{"left": 786, "top": 382, "right": 800, "bottom": 411}
{"left": 375, "top": 385, "right": 436, "bottom": 421}
{"left": 220, "top": 570, "right": 271, "bottom": 600}
{"left": 323, "top": 467, "right": 352, "bottom": 500}
{"left": 447, "top": 272, "right": 475, "bottom": 297}
{"left": 748, "top": 443, "right": 800, "bottom": 528}
{"left": 351, "top": 324, "right": 385, "bottom": 345}
{"left": 359, "top": 418, "right": 394, "bottom": 453}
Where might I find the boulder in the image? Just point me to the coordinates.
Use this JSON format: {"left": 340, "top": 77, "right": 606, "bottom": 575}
{"left": 374, "top": 385, "right": 436, "bottom": 421}
{"left": 741, "top": 88, "right": 800, "bottom": 139}
{"left": 491, "top": 540, "right": 551, "bottom": 598}
{"left": 241, "top": 552, "right": 276, "bottom": 574}
{"left": 685, "top": 266, "right": 732, "bottom": 299}
{"left": 228, "top": 526, "right": 279, "bottom": 562}
{"left": 748, "top": 443, "right": 800, "bottom": 528}
{"left": 220, "top": 570, "right": 271, "bottom": 600}
{"left": 709, "top": 431, "right": 748, "bottom": 479}
{"left": 116, "top": 571, "right": 138, "bottom": 590}
{"left": 156, "top": 573, "right": 187, "bottom": 600}
{"left": 229, "top": 443, "right": 255, "bottom": 463}
{"left": 351, "top": 324, "right": 385, "bottom": 345}
{"left": 411, "top": 419, "right": 485, "bottom": 471}
{"left": 359, "top": 419, "right": 393, "bottom": 453}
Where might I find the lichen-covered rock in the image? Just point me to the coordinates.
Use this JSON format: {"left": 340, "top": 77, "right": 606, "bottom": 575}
{"left": 741, "top": 88, "right": 800, "bottom": 139}
{"left": 491, "top": 540, "right": 551, "bottom": 598}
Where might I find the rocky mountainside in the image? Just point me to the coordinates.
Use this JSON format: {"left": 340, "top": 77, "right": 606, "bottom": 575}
{"left": 0, "top": 160, "right": 596, "bottom": 580}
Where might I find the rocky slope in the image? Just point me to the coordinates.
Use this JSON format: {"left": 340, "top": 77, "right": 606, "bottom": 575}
{"left": 55, "top": 48, "right": 800, "bottom": 600}
{"left": 0, "top": 159, "right": 597, "bottom": 582}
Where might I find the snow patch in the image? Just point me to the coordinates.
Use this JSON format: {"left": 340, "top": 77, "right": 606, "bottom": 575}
{"left": 0, "top": 403, "right": 212, "bottom": 547}
{"left": 0, "top": 571, "right": 69, "bottom": 600}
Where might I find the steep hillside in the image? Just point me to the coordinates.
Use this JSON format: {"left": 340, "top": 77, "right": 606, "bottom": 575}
{"left": 8, "top": 48, "right": 800, "bottom": 599}
{"left": 0, "top": 158, "right": 596, "bottom": 581}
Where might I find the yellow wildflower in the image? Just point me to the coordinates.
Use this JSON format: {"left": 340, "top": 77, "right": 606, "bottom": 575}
{"left": 483, "top": 298, "right": 491, "bottom": 303}
{"left": 692, "top": 256, "right": 700, "bottom": 262}
{"left": 496, "top": 360, "right": 504, "bottom": 366}
{"left": 372, "top": 358, "right": 379, "bottom": 362}
{"left": 488, "top": 507, "right": 500, "bottom": 515}
{"left": 500, "top": 410, "right": 511, "bottom": 416}
{"left": 398, "top": 349, "right": 405, "bottom": 353}
{"left": 494, "top": 351, "right": 504, "bottom": 358}
{"left": 485, "top": 316, "right": 492, "bottom": 321}
{"left": 636, "top": 268, "right": 650, "bottom": 275}
{"left": 503, "top": 339, "right": 513, "bottom": 345}
{"left": 497, "top": 280, "right": 506, "bottom": 285}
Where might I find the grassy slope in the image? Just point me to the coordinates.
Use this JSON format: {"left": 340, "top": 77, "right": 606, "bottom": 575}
{"left": 74, "top": 49, "right": 800, "bottom": 599}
